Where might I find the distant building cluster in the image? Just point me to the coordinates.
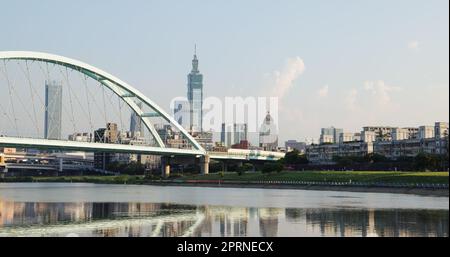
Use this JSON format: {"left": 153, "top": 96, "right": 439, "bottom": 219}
{"left": 172, "top": 49, "right": 279, "bottom": 152}
{"left": 61, "top": 50, "right": 279, "bottom": 172}
{"left": 285, "top": 140, "right": 307, "bottom": 154}
{"left": 221, "top": 123, "right": 248, "bottom": 148}
{"left": 69, "top": 121, "right": 157, "bottom": 170}
{"left": 304, "top": 122, "right": 449, "bottom": 164}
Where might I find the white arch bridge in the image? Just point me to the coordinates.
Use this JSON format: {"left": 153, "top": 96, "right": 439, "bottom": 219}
{"left": 0, "top": 51, "right": 284, "bottom": 176}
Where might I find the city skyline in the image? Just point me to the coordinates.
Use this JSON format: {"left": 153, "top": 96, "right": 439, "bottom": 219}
{"left": 0, "top": 1, "right": 448, "bottom": 242}
{"left": 0, "top": 0, "right": 448, "bottom": 144}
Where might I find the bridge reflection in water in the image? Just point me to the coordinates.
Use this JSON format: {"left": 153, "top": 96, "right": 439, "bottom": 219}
{"left": 0, "top": 200, "right": 447, "bottom": 237}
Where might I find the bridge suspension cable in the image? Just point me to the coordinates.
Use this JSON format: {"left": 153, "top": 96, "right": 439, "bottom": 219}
{"left": 1, "top": 60, "right": 20, "bottom": 136}
{"left": 60, "top": 66, "right": 77, "bottom": 133}
{"left": 19, "top": 60, "right": 41, "bottom": 136}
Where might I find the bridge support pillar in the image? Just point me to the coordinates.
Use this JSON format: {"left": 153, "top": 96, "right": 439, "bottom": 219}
{"left": 58, "top": 158, "right": 63, "bottom": 173}
{"left": 161, "top": 156, "right": 171, "bottom": 178}
{"left": 200, "top": 155, "right": 210, "bottom": 175}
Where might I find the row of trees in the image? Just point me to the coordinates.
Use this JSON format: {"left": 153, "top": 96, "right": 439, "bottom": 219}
{"left": 281, "top": 149, "right": 309, "bottom": 165}
{"left": 233, "top": 150, "right": 307, "bottom": 174}
{"left": 106, "top": 161, "right": 146, "bottom": 175}
{"left": 274, "top": 149, "right": 448, "bottom": 172}
{"left": 255, "top": 150, "right": 305, "bottom": 174}
{"left": 332, "top": 152, "right": 448, "bottom": 171}
{"left": 106, "top": 149, "right": 447, "bottom": 176}
{"left": 409, "top": 153, "right": 448, "bottom": 171}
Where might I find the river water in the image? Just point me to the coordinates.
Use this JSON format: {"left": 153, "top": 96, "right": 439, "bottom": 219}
{"left": 0, "top": 183, "right": 448, "bottom": 237}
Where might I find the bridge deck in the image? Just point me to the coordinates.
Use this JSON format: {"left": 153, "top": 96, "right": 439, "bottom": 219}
{"left": 0, "top": 137, "right": 284, "bottom": 161}
{"left": 0, "top": 137, "right": 204, "bottom": 157}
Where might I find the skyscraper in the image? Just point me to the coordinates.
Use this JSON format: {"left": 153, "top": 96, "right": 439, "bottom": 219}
{"left": 221, "top": 123, "right": 233, "bottom": 147}
{"left": 220, "top": 123, "right": 231, "bottom": 147}
{"left": 44, "top": 80, "right": 62, "bottom": 140}
{"left": 173, "top": 99, "right": 190, "bottom": 131}
{"left": 187, "top": 46, "right": 203, "bottom": 132}
{"left": 233, "top": 123, "right": 248, "bottom": 145}
{"left": 221, "top": 123, "right": 248, "bottom": 147}
{"left": 130, "top": 101, "right": 144, "bottom": 138}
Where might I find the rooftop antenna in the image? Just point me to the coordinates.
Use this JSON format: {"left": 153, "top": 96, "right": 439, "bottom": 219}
{"left": 194, "top": 44, "right": 197, "bottom": 55}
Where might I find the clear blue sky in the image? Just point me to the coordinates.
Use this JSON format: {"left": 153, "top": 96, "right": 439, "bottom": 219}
{"left": 1, "top": 0, "right": 449, "bottom": 143}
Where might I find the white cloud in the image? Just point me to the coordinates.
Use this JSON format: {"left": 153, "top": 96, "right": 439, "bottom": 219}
{"left": 317, "top": 85, "right": 329, "bottom": 98}
{"left": 363, "top": 80, "right": 401, "bottom": 105}
{"left": 345, "top": 88, "right": 358, "bottom": 111}
{"left": 344, "top": 80, "right": 401, "bottom": 112}
{"left": 272, "top": 57, "right": 305, "bottom": 99}
{"left": 408, "top": 40, "right": 420, "bottom": 50}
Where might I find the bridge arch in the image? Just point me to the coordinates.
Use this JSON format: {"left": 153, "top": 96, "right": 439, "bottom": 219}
{"left": 0, "top": 51, "right": 205, "bottom": 153}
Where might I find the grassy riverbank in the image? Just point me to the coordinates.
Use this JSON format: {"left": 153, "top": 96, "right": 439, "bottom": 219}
{"left": 1, "top": 170, "right": 448, "bottom": 185}
{"left": 0, "top": 175, "right": 146, "bottom": 184}
{"left": 180, "top": 171, "right": 449, "bottom": 185}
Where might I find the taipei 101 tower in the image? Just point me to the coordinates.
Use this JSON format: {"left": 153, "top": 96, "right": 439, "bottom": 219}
{"left": 187, "top": 45, "right": 203, "bottom": 132}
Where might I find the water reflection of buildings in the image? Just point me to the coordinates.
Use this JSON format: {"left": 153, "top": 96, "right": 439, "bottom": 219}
{"left": 372, "top": 210, "right": 449, "bottom": 237}
{"left": 0, "top": 199, "right": 448, "bottom": 237}
{"left": 200, "top": 206, "right": 249, "bottom": 237}
{"left": 285, "top": 208, "right": 449, "bottom": 237}
{"left": 258, "top": 208, "right": 281, "bottom": 237}
{"left": 0, "top": 201, "right": 200, "bottom": 237}
{"left": 0, "top": 201, "right": 93, "bottom": 227}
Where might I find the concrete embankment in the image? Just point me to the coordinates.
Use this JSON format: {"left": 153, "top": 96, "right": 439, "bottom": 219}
{"left": 144, "top": 181, "right": 449, "bottom": 197}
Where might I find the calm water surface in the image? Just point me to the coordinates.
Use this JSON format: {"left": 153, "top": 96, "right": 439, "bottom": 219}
{"left": 0, "top": 183, "right": 448, "bottom": 237}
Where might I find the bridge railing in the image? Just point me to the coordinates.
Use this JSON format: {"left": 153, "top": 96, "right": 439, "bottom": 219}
{"left": 163, "top": 179, "right": 449, "bottom": 190}
{"left": 208, "top": 149, "right": 285, "bottom": 160}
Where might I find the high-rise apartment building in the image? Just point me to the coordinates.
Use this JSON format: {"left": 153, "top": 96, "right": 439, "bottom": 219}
{"left": 435, "top": 122, "right": 449, "bottom": 139}
{"left": 233, "top": 123, "right": 248, "bottom": 145}
{"left": 44, "top": 80, "right": 63, "bottom": 140}
{"left": 339, "top": 132, "right": 355, "bottom": 143}
{"left": 320, "top": 127, "right": 343, "bottom": 144}
{"left": 130, "top": 101, "right": 144, "bottom": 138}
{"left": 221, "top": 123, "right": 232, "bottom": 147}
{"left": 419, "top": 126, "right": 435, "bottom": 139}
